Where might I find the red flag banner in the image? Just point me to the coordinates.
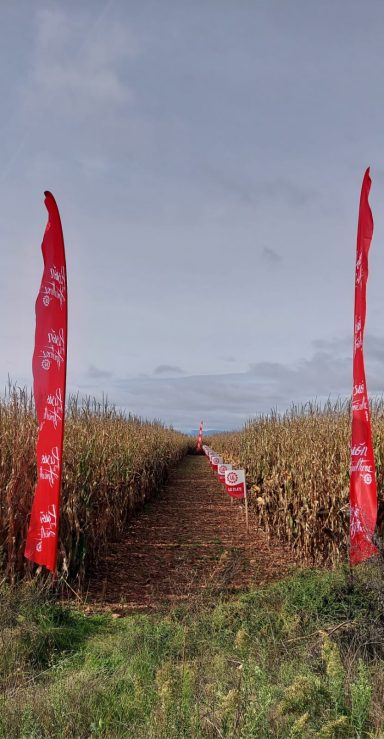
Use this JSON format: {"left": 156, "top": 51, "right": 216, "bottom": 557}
{"left": 25, "top": 192, "right": 68, "bottom": 572}
{"left": 196, "top": 420, "right": 203, "bottom": 451}
{"left": 225, "top": 469, "right": 246, "bottom": 499}
{"left": 350, "top": 168, "right": 378, "bottom": 566}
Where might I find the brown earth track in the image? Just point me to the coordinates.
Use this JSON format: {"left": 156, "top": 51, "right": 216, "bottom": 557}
{"left": 85, "top": 455, "right": 297, "bottom": 612}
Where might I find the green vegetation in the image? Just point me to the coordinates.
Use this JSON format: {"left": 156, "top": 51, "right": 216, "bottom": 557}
{"left": 2, "top": 564, "right": 384, "bottom": 738}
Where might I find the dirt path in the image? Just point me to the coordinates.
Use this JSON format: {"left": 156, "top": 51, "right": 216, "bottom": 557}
{"left": 85, "top": 455, "right": 297, "bottom": 612}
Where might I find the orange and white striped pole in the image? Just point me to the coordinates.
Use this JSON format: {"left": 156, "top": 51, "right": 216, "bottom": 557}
{"left": 196, "top": 420, "right": 203, "bottom": 452}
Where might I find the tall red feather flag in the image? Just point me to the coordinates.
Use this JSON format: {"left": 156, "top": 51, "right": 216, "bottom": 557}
{"left": 349, "top": 168, "right": 378, "bottom": 566}
{"left": 25, "top": 192, "right": 68, "bottom": 572}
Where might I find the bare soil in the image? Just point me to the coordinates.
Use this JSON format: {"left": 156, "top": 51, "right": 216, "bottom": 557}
{"left": 85, "top": 455, "right": 297, "bottom": 613}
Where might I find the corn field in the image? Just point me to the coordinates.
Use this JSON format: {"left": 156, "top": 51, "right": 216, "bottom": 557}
{"left": 209, "top": 400, "right": 384, "bottom": 566}
{"left": 0, "top": 386, "right": 190, "bottom": 583}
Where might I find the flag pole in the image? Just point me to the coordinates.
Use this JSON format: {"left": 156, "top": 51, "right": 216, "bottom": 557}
{"left": 244, "top": 482, "right": 249, "bottom": 535}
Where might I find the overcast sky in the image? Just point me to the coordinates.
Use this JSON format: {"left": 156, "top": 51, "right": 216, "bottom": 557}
{"left": 2, "top": 0, "right": 384, "bottom": 431}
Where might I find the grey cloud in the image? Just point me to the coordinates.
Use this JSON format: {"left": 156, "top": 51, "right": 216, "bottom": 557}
{"left": 154, "top": 365, "right": 185, "bottom": 375}
{"left": 311, "top": 337, "right": 351, "bottom": 353}
{"left": 249, "top": 336, "right": 384, "bottom": 401}
{"left": 311, "top": 335, "right": 384, "bottom": 367}
{"left": 108, "top": 373, "right": 282, "bottom": 429}
{"left": 207, "top": 169, "right": 319, "bottom": 210}
{"left": 248, "top": 361, "right": 296, "bottom": 381}
{"left": 248, "top": 353, "right": 349, "bottom": 398}
{"left": 261, "top": 247, "right": 282, "bottom": 265}
{"left": 365, "top": 335, "right": 384, "bottom": 365}
{"left": 67, "top": 333, "right": 384, "bottom": 431}
{"left": 261, "top": 179, "right": 319, "bottom": 208}
{"left": 22, "top": 6, "right": 135, "bottom": 117}
{"left": 87, "top": 365, "right": 113, "bottom": 380}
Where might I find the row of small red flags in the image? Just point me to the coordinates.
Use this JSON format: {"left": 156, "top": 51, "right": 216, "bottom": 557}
{"left": 202, "top": 445, "right": 247, "bottom": 500}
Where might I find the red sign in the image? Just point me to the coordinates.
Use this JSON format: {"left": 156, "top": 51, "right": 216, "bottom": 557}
{"left": 225, "top": 469, "right": 246, "bottom": 499}
{"left": 211, "top": 456, "right": 222, "bottom": 473}
{"left": 218, "top": 463, "right": 232, "bottom": 483}
{"left": 25, "top": 192, "right": 68, "bottom": 572}
{"left": 350, "top": 168, "right": 378, "bottom": 566}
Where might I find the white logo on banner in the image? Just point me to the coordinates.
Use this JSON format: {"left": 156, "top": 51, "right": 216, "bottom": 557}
{"left": 39, "top": 446, "right": 60, "bottom": 488}
{"left": 354, "top": 316, "right": 363, "bottom": 354}
{"left": 40, "top": 328, "right": 65, "bottom": 370}
{"left": 225, "top": 469, "right": 246, "bottom": 486}
{"left": 36, "top": 504, "right": 57, "bottom": 551}
{"left": 350, "top": 504, "right": 365, "bottom": 537}
{"left": 355, "top": 252, "right": 363, "bottom": 287}
{"left": 43, "top": 388, "right": 63, "bottom": 429}
{"left": 227, "top": 471, "right": 238, "bottom": 484}
{"left": 42, "top": 265, "right": 66, "bottom": 309}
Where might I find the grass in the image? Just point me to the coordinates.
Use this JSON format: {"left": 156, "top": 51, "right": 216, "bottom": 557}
{"left": 1, "top": 565, "right": 384, "bottom": 738}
